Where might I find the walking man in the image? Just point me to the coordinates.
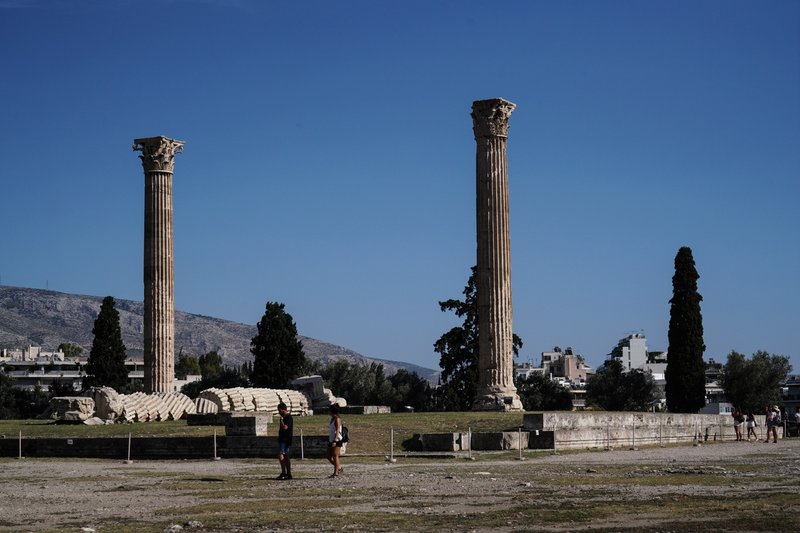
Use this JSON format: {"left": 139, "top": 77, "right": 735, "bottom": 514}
{"left": 277, "top": 402, "right": 293, "bottom": 479}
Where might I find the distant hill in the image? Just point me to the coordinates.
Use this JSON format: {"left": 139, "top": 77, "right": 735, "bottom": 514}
{"left": 0, "top": 285, "right": 438, "bottom": 382}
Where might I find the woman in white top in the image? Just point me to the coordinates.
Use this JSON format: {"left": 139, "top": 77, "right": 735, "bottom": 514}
{"left": 745, "top": 412, "right": 758, "bottom": 441}
{"left": 327, "top": 403, "right": 343, "bottom": 478}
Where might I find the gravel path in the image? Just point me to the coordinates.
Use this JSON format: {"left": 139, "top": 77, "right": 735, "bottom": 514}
{"left": 1, "top": 438, "right": 798, "bottom": 532}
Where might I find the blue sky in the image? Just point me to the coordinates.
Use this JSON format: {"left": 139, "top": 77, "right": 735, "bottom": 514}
{"left": 1, "top": 0, "right": 798, "bottom": 374}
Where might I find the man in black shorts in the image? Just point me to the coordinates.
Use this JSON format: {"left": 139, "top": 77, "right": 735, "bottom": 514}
{"left": 277, "top": 402, "right": 293, "bottom": 479}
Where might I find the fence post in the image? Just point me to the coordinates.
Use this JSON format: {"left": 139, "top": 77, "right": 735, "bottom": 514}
{"left": 300, "top": 428, "right": 305, "bottom": 460}
{"left": 17, "top": 430, "right": 23, "bottom": 460}
{"left": 552, "top": 421, "right": 558, "bottom": 455}
{"left": 213, "top": 429, "right": 221, "bottom": 461}
{"left": 124, "top": 432, "right": 133, "bottom": 464}
{"left": 388, "top": 427, "right": 396, "bottom": 463}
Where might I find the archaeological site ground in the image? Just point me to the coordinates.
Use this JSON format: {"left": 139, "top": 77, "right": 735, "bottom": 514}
{"left": 1, "top": 414, "right": 798, "bottom": 532}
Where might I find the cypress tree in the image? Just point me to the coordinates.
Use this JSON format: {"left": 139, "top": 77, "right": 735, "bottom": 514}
{"left": 665, "top": 247, "right": 706, "bottom": 412}
{"left": 250, "top": 302, "right": 307, "bottom": 388}
{"left": 83, "top": 296, "right": 128, "bottom": 391}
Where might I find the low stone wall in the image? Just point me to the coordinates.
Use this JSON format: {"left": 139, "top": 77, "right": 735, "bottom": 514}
{"left": 185, "top": 412, "right": 234, "bottom": 426}
{"left": 410, "top": 432, "right": 470, "bottom": 452}
{"left": 409, "top": 429, "right": 557, "bottom": 452}
{"left": 471, "top": 431, "right": 528, "bottom": 451}
{"left": 523, "top": 412, "right": 768, "bottom": 450}
{"left": 0, "top": 435, "right": 331, "bottom": 460}
{"left": 528, "top": 430, "right": 555, "bottom": 449}
{"left": 225, "top": 415, "right": 271, "bottom": 436}
{"left": 409, "top": 412, "right": 771, "bottom": 453}
{"left": 340, "top": 405, "right": 391, "bottom": 415}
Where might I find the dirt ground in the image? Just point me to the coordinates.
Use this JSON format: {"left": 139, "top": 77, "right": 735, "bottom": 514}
{"left": 1, "top": 438, "right": 799, "bottom": 532}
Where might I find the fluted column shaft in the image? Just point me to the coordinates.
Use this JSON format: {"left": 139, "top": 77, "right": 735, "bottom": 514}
{"left": 133, "top": 136, "right": 184, "bottom": 394}
{"left": 471, "top": 99, "right": 522, "bottom": 411}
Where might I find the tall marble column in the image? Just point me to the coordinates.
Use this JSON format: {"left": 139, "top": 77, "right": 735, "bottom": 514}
{"left": 471, "top": 99, "right": 523, "bottom": 411}
{"left": 133, "top": 136, "right": 184, "bottom": 394}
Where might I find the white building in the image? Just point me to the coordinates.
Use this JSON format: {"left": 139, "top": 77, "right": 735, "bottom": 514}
{"left": 609, "top": 333, "right": 667, "bottom": 380}
{"left": 1, "top": 345, "right": 198, "bottom": 392}
{"left": 515, "top": 346, "right": 594, "bottom": 410}
{"left": 539, "top": 346, "right": 594, "bottom": 386}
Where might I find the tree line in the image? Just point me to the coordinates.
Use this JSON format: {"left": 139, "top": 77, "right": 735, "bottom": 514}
{"left": 0, "top": 246, "right": 792, "bottom": 418}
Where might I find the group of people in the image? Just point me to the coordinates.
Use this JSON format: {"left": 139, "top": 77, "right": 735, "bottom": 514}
{"left": 276, "top": 402, "right": 345, "bottom": 481}
{"left": 731, "top": 406, "right": 784, "bottom": 443}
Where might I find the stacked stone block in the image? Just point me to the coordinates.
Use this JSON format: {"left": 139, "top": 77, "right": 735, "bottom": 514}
{"left": 197, "top": 387, "right": 317, "bottom": 416}
{"left": 52, "top": 388, "right": 197, "bottom": 423}
{"left": 49, "top": 397, "right": 96, "bottom": 422}
{"left": 194, "top": 397, "right": 219, "bottom": 414}
{"left": 291, "top": 375, "right": 347, "bottom": 410}
{"left": 48, "top": 383, "right": 344, "bottom": 423}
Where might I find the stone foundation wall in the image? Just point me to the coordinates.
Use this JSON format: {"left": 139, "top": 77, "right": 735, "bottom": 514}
{"left": 340, "top": 405, "right": 391, "bottom": 415}
{"left": 523, "top": 412, "right": 768, "bottom": 450}
{"left": 0, "top": 435, "right": 331, "bottom": 459}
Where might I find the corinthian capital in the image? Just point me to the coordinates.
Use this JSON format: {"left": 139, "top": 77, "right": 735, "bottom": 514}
{"left": 133, "top": 136, "right": 185, "bottom": 173}
{"left": 471, "top": 98, "right": 516, "bottom": 139}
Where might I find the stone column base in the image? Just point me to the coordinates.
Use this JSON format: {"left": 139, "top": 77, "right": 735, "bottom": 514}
{"left": 472, "top": 392, "right": 523, "bottom": 412}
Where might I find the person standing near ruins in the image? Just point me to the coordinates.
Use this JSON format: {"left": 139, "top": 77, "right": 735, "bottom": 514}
{"left": 327, "top": 403, "right": 343, "bottom": 478}
{"left": 745, "top": 412, "right": 758, "bottom": 441}
{"left": 277, "top": 402, "right": 293, "bottom": 480}
{"left": 764, "top": 406, "right": 780, "bottom": 443}
{"left": 732, "top": 409, "right": 744, "bottom": 441}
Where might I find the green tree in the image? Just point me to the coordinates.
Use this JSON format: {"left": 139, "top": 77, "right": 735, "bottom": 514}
{"left": 321, "top": 360, "right": 388, "bottom": 405}
{"left": 58, "top": 342, "right": 83, "bottom": 358}
{"left": 514, "top": 373, "right": 573, "bottom": 411}
{"left": 586, "top": 359, "right": 659, "bottom": 411}
{"left": 198, "top": 351, "right": 224, "bottom": 381}
{"left": 665, "top": 246, "right": 706, "bottom": 413}
{"left": 49, "top": 380, "right": 79, "bottom": 397}
{"left": 320, "top": 360, "right": 433, "bottom": 411}
{"left": 0, "top": 371, "right": 18, "bottom": 419}
{"left": 250, "top": 302, "right": 307, "bottom": 388}
{"left": 175, "top": 352, "right": 201, "bottom": 379}
{"left": 389, "top": 369, "right": 434, "bottom": 412}
{"left": 83, "top": 296, "right": 128, "bottom": 391}
{"left": 239, "top": 360, "right": 252, "bottom": 380}
{"left": 433, "top": 266, "right": 522, "bottom": 411}
{"left": 720, "top": 350, "right": 791, "bottom": 413}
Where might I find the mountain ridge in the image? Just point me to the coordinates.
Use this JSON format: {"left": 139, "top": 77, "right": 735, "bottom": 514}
{"left": 0, "top": 285, "right": 438, "bottom": 382}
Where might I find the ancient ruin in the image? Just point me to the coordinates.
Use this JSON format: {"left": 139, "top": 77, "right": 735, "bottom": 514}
{"left": 471, "top": 99, "right": 523, "bottom": 411}
{"left": 133, "top": 136, "right": 184, "bottom": 394}
{"left": 47, "top": 377, "right": 346, "bottom": 423}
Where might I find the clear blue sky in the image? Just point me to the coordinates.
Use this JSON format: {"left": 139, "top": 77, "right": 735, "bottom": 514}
{"left": 1, "top": 0, "right": 798, "bottom": 374}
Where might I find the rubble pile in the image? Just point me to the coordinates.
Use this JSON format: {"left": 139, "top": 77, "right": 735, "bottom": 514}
{"left": 94, "top": 388, "right": 198, "bottom": 422}
{"left": 49, "top": 396, "right": 95, "bottom": 422}
{"left": 45, "top": 377, "right": 347, "bottom": 422}
{"left": 198, "top": 387, "right": 312, "bottom": 415}
{"left": 291, "top": 375, "right": 347, "bottom": 411}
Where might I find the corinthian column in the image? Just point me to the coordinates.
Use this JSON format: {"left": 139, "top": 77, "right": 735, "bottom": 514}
{"left": 133, "top": 136, "right": 184, "bottom": 394}
{"left": 471, "top": 99, "right": 523, "bottom": 411}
